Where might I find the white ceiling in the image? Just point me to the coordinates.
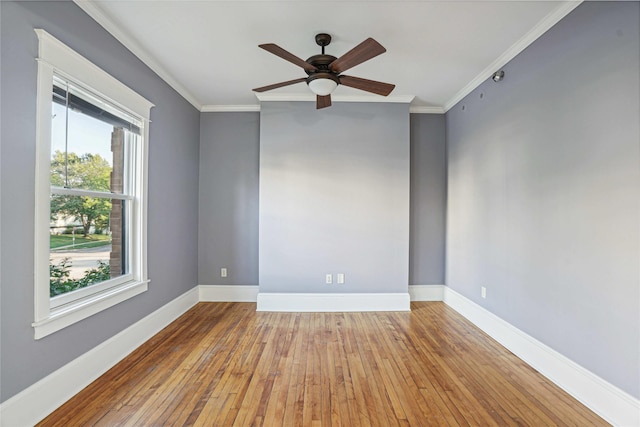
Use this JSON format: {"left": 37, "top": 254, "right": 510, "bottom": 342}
{"left": 75, "top": 0, "right": 581, "bottom": 112}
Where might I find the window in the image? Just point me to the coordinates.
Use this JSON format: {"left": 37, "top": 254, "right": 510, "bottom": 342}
{"left": 33, "top": 29, "right": 153, "bottom": 339}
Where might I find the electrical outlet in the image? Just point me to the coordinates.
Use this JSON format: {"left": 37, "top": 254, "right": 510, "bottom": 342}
{"left": 481, "top": 286, "right": 486, "bottom": 299}
{"left": 337, "top": 273, "right": 345, "bottom": 284}
{"left": 221, "top": 267, "right": 228, "bottom": 278}
{"left": 325, "top": 274, "right": 333, "bottom": 284}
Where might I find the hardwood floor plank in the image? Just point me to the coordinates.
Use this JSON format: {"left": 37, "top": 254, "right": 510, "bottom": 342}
{"left": 382, "top": 320, "right": 453, "bottom": 425}
{"left": 371, "top": 313, "right": 443, "bottom": 425}
{"left": 37, "top": 302, "right": 609, "bottom": 427}
{"left": 347, "top": 314, "right": 396, "bottom": 426}
{"left": 261, "top": 315, "right": 296, "bottom": 425}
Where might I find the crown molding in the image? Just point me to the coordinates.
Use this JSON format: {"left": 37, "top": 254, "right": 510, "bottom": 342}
{"left": 201, "top": 99, "right": 445, "bottom": 113}
{"left": 73, "top": 0, "right": 203, "bottom": 111}
{"left": 201, "top": 105, "right": 261, "bottom": 113}
{"left": 255, "top": 93, "right": 415, "bottom": 104}
{"left": 409, "top": 105, "right": 445, "bottom": 114}
{"left": 443, "top": 0, "right": 583, "bottom": 112}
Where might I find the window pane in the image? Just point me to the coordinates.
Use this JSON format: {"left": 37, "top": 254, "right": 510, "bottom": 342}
{"left": 50, "top": 80, "right": 128, "bottom": 194}
{"left": 49, "top": 196, "right": 127, "bottom": 297}
{"left": 48, "top": 76, "right": 137, "bottom": 300}
{"left": 51, "top": 105, "right": 122, "bottom": 193}
{"left": 52, "top": 77, "right": 142, "bottom": 134}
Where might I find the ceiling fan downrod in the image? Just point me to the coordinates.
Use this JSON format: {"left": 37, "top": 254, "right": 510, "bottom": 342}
{"left": 315, "top": 33, "right": 331, "bottom": 55}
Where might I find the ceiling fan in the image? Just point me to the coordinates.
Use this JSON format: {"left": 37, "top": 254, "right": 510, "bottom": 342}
{"left": 253, "top": 33, "right": 395, "bottom": 109}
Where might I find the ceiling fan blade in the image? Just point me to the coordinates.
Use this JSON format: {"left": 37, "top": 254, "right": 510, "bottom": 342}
{"left": 316, "top": 95, "right": 332, "bottom": 109}
{"left": 339, "top": 75, "right": 395, "bottom": 96}
{"left": 253, "top": 77, "right": 307, "bottom": 92}
{"left": 259, "top": 43, "right": 317, "bottom": 72}
{"left": 329, "top": 38, "right": 386, "bottom": 74}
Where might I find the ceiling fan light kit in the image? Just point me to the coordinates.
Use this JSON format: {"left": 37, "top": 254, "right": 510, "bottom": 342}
{"left": 253, "top": 33, "right": 395, "bottom": 109}
{"left": 307, "top": 73, "right": 339, "bottom": 96}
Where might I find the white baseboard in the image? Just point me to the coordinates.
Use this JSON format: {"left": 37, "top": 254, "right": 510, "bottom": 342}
{"left": 201, "top": 285, "right": 434, "bottom": 305}
{"left": 408, "top": 284, "right": 445, "bottom": 301}
{"left": 257, "top": 292, "right": 410, "bottom": 312}
{"left": 0, "top": 286, "right": 199, "bottom": 427}
{"left": 4, "top": 284, "right": 637, "bottom": 427}
{"left": 199, "top": 285, "right": 259, "bottom": 302}
{"left": 443, "top": 287, "right": 640, "bottom": 427}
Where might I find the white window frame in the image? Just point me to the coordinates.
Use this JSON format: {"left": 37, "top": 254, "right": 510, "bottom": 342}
{"left": 33, "top": 29, "right": 153, "bottom": 339}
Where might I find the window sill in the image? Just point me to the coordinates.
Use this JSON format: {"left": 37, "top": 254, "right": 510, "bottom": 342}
{"left": 32, "top": 280, "right": 148, "bottom": 339}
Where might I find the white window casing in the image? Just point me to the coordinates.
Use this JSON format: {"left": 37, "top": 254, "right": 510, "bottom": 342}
{"left": 33, "top": 29, "right": 154, "bottom": 339}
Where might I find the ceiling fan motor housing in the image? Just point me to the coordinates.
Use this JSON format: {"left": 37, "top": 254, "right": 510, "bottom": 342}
{"left": 305, "top": 55, "right": 337, "bottom": 74}
{"left": 305, "top": 53, "right": 340, "bottom": 91}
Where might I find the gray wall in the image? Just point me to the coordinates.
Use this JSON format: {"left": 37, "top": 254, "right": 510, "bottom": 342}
{"left": 0, "top": 1, "right": 200, "bottom": 402}
{"left": 446, "top": 1, "right": 639, "bottom": 398}
{"left": 199, "top": 113, "right": 260, "bottom": 286}
{"left": 198, "top": 111, "right": 447, "bottom": 291}
{"left": 259, "top": 102, "right": 410, "bottom": 294}
{"left": 409, "top": 114, "right": 446, "bottom": 285}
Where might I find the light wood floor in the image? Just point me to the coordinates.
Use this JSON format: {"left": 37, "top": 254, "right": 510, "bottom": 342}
{"left": 38, "top": 302, "right": 608, "bottom": 426}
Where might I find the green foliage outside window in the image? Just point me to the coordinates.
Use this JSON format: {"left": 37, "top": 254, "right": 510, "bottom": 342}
{"left": 50, "top": 150, "right": 112, "bottom": 236}
{"left": 50, "top": 257, "right": 111, "bottom": 297}
{"left": 49, "top": 151, "right": 113, "bottom": 295}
